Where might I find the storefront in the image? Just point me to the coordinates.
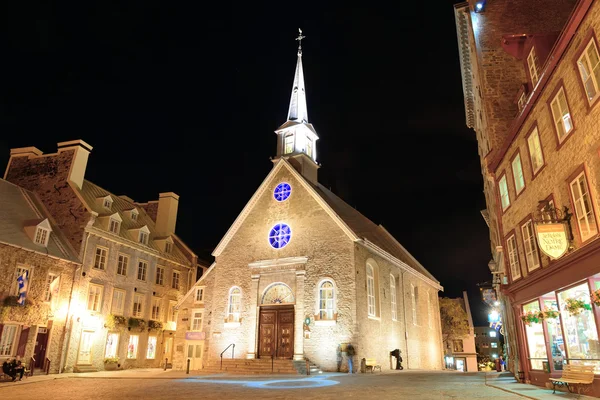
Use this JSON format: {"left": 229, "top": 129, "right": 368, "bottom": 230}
{"left": 507, "top": 239, "right": 600, "bottom": 395}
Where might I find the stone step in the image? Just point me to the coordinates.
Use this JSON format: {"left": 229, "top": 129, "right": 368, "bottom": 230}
{"left": 73, "top": 365, "right": 99, "bottom": 373}
{"left": 199, "top": 358, "right": 300, "bottom": 375}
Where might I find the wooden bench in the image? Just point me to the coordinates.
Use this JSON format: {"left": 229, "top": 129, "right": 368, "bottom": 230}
{"left": 365, "top": 358, "right": 382, "bottom": 373}
{"left": 549, "top": 364, "right": 595, "bottom": 394}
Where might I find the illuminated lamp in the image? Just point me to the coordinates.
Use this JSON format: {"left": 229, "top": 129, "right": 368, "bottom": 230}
{"left": 474, "top": 1, "right": 486, "bottom": 12}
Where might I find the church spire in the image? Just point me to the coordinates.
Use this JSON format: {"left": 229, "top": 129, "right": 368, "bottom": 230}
{"left": 287, "top": 29, "right": 308, "bottom": 123}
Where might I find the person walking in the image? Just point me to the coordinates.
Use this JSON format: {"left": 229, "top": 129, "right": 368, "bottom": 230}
{"left": 346, "top": 343, "right": 356, "bottom": 374}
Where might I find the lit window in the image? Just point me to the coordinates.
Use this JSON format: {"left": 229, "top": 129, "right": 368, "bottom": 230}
{"left": 284, "top": 134, "right": 294, "bottom": 153}
{"left": 499, "top": 175, "right": 510, "bottom": 211}
{"left": 34, "top": 227, "right": 49, "bottom": 246}
{"left": 104, "top": 198, "right": 112, "bottom": 209}
{"left": 137, "top": 261, "right": 148, "bottom": 281}
{"left": 43, "top": 274, "right": 58, "bottom": 302}
{"left": 412, "top": 285, "right": 419, "bottom": 325}
{"left": 522, "top": 300, "right": 547, "bottom": 370}
{"left": 306, "top": 137, "right": 313, "bottom": 158}
{"left": 109, "top": 219, "right": 120, "bottom": 234}
{"left": 527, "top": 47, "right": 540, "bottom": 86}
{"left": 191, "top": 310, "right": 203, "bottom": 331}
{"left": 550, "top": 87, "right": 573, "bottom": 143}
{"left": 87, "top": 284, "right": 103, "bottom": 312}
{"left": 127, "top": 335, "right": 139, "bottom": 359}
{"left": 195, "top": 287, "right": 204, "bottom": 303}
{"left": 14, "top": 266, "right": 30, "bottom": 296}
{"left": 227, "top": 287, "right": 241, "bottom": 323}
{"left": 94, "top": 247, "right": 108, "bottom": 270}
{"left": 491, "top": 342, "right": 498, "bottom": 348}
{"left": 390, "top": 275, "right": 397, "bottom": 321}
{"left": 512, "top": 153, "right": 525, "bottom": 195}
{"left": 521, "top": 220, "right": 540, "bottom": 272}
{"left": 111, "top": 289, "right": 125, "bottom": 315}
{"left": 489, "top": 331, "right": 497, "bottom": 338}
{"left": 172, "top": 271, "right": 180, "bottom": 290}
{"left": 105, "top": 333, "right": 119, "bottom": 358}
{"left": 274, "top": 183, "right": 292, "bottom": 202}
{"left": 570, "top": 171, "right": 598, "bottom": 242}
{"left": 0, "top": 325, "right": 18, "bottom": 356}
{"left": 367, "top": 264, "right": 376, "bottom": 317}
{"left": 117, "top": 254, "right": 128, "bottom": 276}
{"left": 165, "top": 242, "right": 172, "bottom": 254}
{"left": 507, "top": 234, "right": 521, "bottom": 281}
{"left": 146, "top": 336, "right": 157, "bottom": 359}
{"left": 517, "top": 91, "right": 527, "bottom": 112}
{"left": 268, "top": 223, "right": 291, "bottom": 249}
{"left": 168, "top": 301, "right": 177, "bottom": 323}
{"left": 151, "top": 298, "right": 161, "bottom": 321}
{"left": 319, "top": 281, "right": 335, "bottom": 320}
{"left": 577, "top": 38, "right": 600, "bottom": 103}
{"left": 139, "top": 231, "right": 149, "bottom": 245}
{"left": 527, "top": 127, "right": 544, "bottom": 174}
{"left": 155, "top": 266, "right": 165, "bottom": 285}
{"left": 132, "top": 293, "right": 144, "bottom": 318}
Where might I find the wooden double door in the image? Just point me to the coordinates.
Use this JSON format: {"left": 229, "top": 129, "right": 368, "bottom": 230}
{"left": 258, "top": 306, "right": 294, "bottom": 359}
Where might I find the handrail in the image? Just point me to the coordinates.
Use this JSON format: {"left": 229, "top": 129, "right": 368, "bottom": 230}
{"left": 29, "top": 357, "right": 35, "bottom": 377}
{"left": 44, "top": 358, "right": 51, "bottom": 375}
{"left": 220, "top": 343, "right": 235, "bottom": 370}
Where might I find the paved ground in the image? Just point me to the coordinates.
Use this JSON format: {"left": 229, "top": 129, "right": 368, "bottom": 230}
{"left": 0, "top": 369, "right": 594, "bottom": 399}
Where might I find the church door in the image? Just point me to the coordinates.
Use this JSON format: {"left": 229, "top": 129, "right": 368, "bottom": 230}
{"left": 258, "top": 306, "right": 294, "bottom": 359}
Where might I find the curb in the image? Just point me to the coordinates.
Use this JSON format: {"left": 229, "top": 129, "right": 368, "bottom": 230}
{"left": 484, "top": 373, "right": 539, "bottom": 399}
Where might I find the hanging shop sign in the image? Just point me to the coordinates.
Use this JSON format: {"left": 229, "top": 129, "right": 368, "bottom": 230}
{"left": 535, "top": 223, "right": 569, "bottom": 260}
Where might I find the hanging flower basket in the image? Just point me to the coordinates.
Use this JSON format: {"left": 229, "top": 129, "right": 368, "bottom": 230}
{"left": 543, "top": 310, "right": 560, "bottom": 319}
{"left": 521, "top": 310, "right": 544, "bottom": 326}
{"left": 564, "top": 298, "right": 592, "bottom": 316}
{"left": 590, "top": 289, "right": 600, "bottom": 307}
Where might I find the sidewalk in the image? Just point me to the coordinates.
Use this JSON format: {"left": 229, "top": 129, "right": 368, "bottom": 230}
{"left": 486, "top": 372, "right": 596, "bottom": 399}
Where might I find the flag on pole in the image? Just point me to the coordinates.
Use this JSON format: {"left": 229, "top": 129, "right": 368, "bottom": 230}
{"left": 17, "top": 271, "right": 29, "bottom": 306}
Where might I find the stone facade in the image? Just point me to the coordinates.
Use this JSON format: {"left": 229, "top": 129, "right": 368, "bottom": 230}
{"left": 173, "top": 160, "right": 443, "bottom": 372}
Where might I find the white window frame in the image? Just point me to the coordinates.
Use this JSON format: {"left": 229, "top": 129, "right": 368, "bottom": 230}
{"left": 550, "top": 87, "right": 573, "bottom": 143}
{"left": 411, "top": 284, "right": 419, "bottom": 325}
{"left": 127, "top": 335, "right": 139, "bottom": 359}
{"left": 117, "top": 254, "right": 128, "bottom": 276}
{"left": 527, "top": 127, "right": 544, "bottom": 174}
{"left": 43, "top": 273, "right": 58, "bottom": 302}
{"left": 109, "top": 218, "right": 120, "bottom": 234}
{"left": 191, "top": 309, "right": 203, "bottom": 331}
{"left": 139, "top": 231, "right": 149, "bottom": 245}
{"left": 34, "top": 227, "right": 50, "bottom": 246}
{"left": 284, "top": 134, "right": 294, "bottom": 154}
{"left": 577, "top": 38, "right": 600, "bottom": 103}
{"left": 318, "top": 280, "right": 335, "bottom": 320}
{"left": 168, "top": 301, "right": 177, "bottom": 323}
{"left": 512, "top": 152, "right": 525, "bottom": 195}
{"left": 165, "top": 242, "right": 172, "bottom": 254}
{"left": 527, "top": 46, "right": 540, "bottom": 86}
{"left": 172, "top": 270, "right": 180, "bottom": 290}
{"left": 521, "top": 220, "right": 541, "bottom": 272}
{"left": 227, "top": 287, "right": 241, "bottom": 323}
{"left": 194, "top": 287, "right": 205, "bottom": 304}
{"left": 146, "top": 336, "right": 157, "bottom": 360}
{"left": 132, "top": 293, "right": 144, "bottom": 318}
{"left": 306, "top": 137, "right": 313, "bottom": 158}
{"left": 390, "top": 275, "right": 397, "bottom": 321}
{"left": 0, "top": 325, "right": 18, "bottom": 356}
{"left": 507, "top": 234, "right": 521, "bottom": 281}
{"left": 111, "top": 288, "right": 126, "bottom": 316}
{"left": 499, "top": 175, "right": 510, "bottom": 211}
{"left": 517, "top": 91, "right": 527, "bottom": 112}
{"left": 103, "top": 198, "right": 112, "bottom": 209}
{"left": 151, "top": 298, "right": 162, "bottom": 321}
{"left": 155, "top": 266, "right": 165, "bottom": 286}
{"left": 137, "top": 260, "right": 148, "bottom": 281}
{"left": 570, "top": 171, "right": 598, "bottom": 242}
{"left": 93, "top": 246, "right": 108, "bottom": 270}
{"left": 130, "top": 210, "right": 138, "bottom": 221}
{"left": 87, "top": 284, "right": 103, "bottom": 312}
{"left": 366, "top": 264, "right": 376, "bottom": 317}
{"left": 105, "top": 333, "right": 119, "bottom": 358}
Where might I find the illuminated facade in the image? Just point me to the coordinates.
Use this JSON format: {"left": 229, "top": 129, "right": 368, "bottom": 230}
{"left": 4, "top": 141, "right": 198, "bottom": 372}
{"left": 173, "top": 33, "right": 444, "bottom": 372}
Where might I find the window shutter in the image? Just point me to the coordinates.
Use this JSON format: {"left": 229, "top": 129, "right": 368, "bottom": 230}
{"left": 16, "top": 327, "right": 29, "bottom": 356}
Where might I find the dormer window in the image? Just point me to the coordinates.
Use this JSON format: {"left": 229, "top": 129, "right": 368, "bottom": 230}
{"left": 104, "top": 198, "right": 112, "bottom": 208}
{"left": 35, "top": 227, "right": 50, "bottom": 246}
{"left": 139, "top": 231, "right": 149, "bottom": 245}
{"left": 527, "top": 47, "right": 540, "bottom": 87}
{"left": 97, "top": 195, "right": 114, "bottom": 210}
{"left": 165, "top": 242, "right": 172, "bottom": 254}
{"left": 109, "top": 218, "right": 120, "bottom": 234}
{"left": 131, "top": 212, "right": 138, "bottom": 221}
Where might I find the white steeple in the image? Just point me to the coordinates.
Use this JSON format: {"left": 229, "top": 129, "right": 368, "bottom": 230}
{"left": 275, "top": 28, "right": 320, "bottom": 184}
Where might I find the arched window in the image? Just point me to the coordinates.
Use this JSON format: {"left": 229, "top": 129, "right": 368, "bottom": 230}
{"left": 319, "top": 281, "right": 335, "bottom": 320}
{"left": 390, "top": 274, "right": 397, "bottom": 321}
{"left": 227, "top": 287, "right": 241, "bottom": 323}
{"left": 367, "top": 263, "right": 376, "bottom": 317}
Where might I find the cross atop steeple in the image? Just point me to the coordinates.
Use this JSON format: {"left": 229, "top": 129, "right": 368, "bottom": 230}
{"left": 296, "top": 28, "right": 305, "bottom": 55}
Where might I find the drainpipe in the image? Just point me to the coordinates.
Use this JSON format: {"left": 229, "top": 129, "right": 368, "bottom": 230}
{"left": 400, "top": 269, "right": 409, "bottom": 370}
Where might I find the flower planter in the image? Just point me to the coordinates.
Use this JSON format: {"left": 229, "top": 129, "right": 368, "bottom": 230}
{"left": 104, "top": 362, "right": 118, "bottom": 371}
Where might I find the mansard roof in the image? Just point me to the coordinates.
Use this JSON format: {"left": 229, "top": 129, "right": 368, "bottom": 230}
{"left": 0, "top": 179, "right": 79, "bottom": 263}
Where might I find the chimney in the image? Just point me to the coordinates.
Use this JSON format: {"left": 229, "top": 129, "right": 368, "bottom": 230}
{"left": 57, "top": 140, "right": 93, "bottom": 190}
{"left": 155, "top": 192, "right": 179, "bottom": 235}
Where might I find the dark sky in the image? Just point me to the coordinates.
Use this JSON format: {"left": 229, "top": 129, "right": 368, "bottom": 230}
{"left": 1, "top": 1, "right": 493, "bottom": 325}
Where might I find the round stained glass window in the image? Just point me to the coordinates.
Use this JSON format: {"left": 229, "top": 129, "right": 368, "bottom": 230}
{"left": 269, "top": 223, "right": 292, "bottom": 249}
{"left": 274, "top": 183, "right": 292, "bottom": 202}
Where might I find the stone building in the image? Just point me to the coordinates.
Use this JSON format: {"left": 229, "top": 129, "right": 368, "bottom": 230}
{"left": 456, "top": 0, "right": 600, "bottom": 394}
{"left": 474, "top": 326, "right": 502, "bottom": 360}
{"left": 0, "top": 179, "right": 80, "bottom": 373}
{"left": 443, "top": 291, "right": 478, "bottom": 373}
{"left": 4, "top": 140, "right": 197, "bottom": 372}
{"left": 172, "top": 35, "right": 444, "bottom": 373}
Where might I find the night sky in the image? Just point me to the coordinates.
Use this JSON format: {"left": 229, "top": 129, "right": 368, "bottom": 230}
{"left": 1, "top": 2, "right": 493, "bottom": 325}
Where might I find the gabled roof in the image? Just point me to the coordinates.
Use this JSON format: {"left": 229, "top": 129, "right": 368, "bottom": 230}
{"left": 212, "top": 158, "right": 440, "bottom": 287}
{"left": 176, "top": 262, "right": 216, "bottom": 308}
{"left": 0, "top": 179, "right": 79, "bottom": 263}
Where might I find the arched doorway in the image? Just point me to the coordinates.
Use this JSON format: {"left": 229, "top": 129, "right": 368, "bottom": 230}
{"left": 258, "top": 283, "right": 295, "bottom": 359}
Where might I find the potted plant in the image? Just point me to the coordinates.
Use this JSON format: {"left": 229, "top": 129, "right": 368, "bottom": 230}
{"left": 521, "top": 310, "right": 543, "bottom": 326}
{"left": 564, "top": 298, "right": 592, "bottom": 316}
{"left": 147, "top": 320, "right": 163, "bottom": 332}
{"left": 104, "top": 356, "right": 119, "bottom": 371}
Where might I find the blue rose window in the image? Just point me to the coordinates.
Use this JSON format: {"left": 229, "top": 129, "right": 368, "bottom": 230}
{"left": 269, "top": 223, "right": 292, "bottom": 249}
{"left": 274, "top": 183, "right": 292, "bottom": 202}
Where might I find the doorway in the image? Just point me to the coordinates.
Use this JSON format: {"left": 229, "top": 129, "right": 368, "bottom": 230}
{"left": 456, "top": 358, "right": 466, "bottom": 372}
{"left": 77, "top": 330, "right": 94, "bottom": 365}
{"left": 258, "top": 306, "right": 294, "bottom": 359}
{"left": 186, "top": 340, "right": 203, "bottom": 370}
{"left": 34, "top": 327, "right": 49, "bottom": 369}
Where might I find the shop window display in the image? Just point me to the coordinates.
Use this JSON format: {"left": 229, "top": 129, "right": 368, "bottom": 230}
{"left": 523, "top": 300, "right": 548, "bottom": 370}
{"left": 542, "top": 294, "right": 564, "bottom": 371}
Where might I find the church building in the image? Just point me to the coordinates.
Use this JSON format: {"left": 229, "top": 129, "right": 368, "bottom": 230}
{"left": 173, "top": 32, "right": 444, "bottom": 372}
